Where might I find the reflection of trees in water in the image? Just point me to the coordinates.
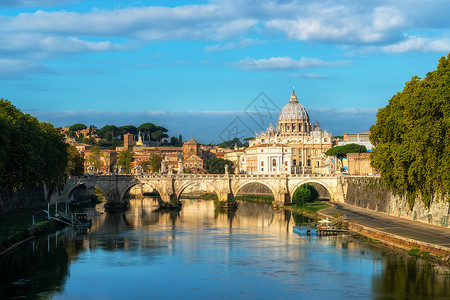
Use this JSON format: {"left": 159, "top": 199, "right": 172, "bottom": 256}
{"left": 0, "top": 234, "right": 71, "bottom": 299}
{"left": 372, "top": 255, "right": 450, "bottom": 298}
{"left": 292, "top": 212, "right": 313, "bottom": 226}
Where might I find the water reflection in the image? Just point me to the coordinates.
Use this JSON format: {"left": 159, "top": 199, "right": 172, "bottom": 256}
{"left": 0, "top": 197, "right": 448, "bottom": 299}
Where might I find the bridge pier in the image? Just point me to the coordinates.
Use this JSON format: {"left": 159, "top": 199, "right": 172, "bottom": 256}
{"left": 104, "top": 191, "right": 128, "bottom": 210}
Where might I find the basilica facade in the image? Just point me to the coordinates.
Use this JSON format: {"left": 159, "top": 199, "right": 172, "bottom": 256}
{"left": 243, "top": 89, "right": 335, "bottom": 174}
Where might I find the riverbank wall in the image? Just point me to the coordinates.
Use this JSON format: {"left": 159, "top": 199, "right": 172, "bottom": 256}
{"left": 0, "top": 186, "right": 46, "bottom": 215}
{"left": 344, "top": 177, "right": 449, "bottom": 228}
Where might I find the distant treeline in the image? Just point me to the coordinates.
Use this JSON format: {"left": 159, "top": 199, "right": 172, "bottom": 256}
{"left": 66, "top": 123, "right": 182, "bottom": 149}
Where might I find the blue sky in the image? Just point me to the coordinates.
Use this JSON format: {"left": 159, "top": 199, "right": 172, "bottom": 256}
{"left": 1, "top": 0, "right": 449, "bottom": 143}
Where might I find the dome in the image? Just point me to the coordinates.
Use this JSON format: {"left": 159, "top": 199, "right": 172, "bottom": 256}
{"left": 278, "top": 89, "right": 310, "bottom": 122}
{"left": 266, "top": 123, "right": 276, "bottom": 133}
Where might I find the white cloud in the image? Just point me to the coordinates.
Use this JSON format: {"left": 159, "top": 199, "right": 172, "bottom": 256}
{"left": 205, "top": 39, "right": 263, "bottom": 52}
{"left": 380, "top": 35, "right": 450, "bottom": 53}
{"left": 233, "top": 56, "right": 350, "bottom": 71}
{"left": 0, "top": 33, "right": 128, "bottom": 53}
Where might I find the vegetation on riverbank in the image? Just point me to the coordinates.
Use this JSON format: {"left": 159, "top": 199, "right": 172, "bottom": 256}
{"left": 235, "top": 194, "right": 274, "bottom": 205}
{"left": 287, "top": 200, "right": 332, "bottom": 219}
{"left": 370, "top": 53, "right": 450, "bottom": 209}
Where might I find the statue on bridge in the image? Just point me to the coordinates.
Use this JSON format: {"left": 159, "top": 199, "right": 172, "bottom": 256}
{"left": 87, "top": 165, "right": 95, "bottom": 174}
{"left": 224, "top": 164, "right": 229, "bottom": 175}
{"left": 134, "top": 165, "right": 143, "bottom": 174}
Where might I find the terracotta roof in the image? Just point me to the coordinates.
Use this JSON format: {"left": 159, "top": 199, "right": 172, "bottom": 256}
{"left": 184, "top": 138, "right": 200, "bottom": 145}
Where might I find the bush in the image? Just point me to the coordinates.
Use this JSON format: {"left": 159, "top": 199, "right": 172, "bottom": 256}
{"left": 292, "top": 184, "right": 319, "bottom": 206}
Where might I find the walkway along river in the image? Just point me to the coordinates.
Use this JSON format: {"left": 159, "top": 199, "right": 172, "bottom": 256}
{"left": 1, "top": 198, "right": 449, "bottom": 299}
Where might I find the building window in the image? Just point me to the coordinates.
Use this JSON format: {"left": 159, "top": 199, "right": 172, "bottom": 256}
{"left": 194, "top": 163, "right": 197, "bottom": 167}
{"left": 273, "top": 159, "right": 276, "bottom": 166}
{"left": 190, "top": 148, "right": 194, "bottom": 153}
{"left": 261, "top": 161, "right": 264, "bottom": 166}
{"left": 261, "top": 149, "right": 264, "bottom": 152}
{"left": 261, "top": 168, "right": 264, "bottom": 171}
{"left": 324, "top": 138, "right": 327, "bottom": 142}
{"left": 285, "top": 161, "right": 288, "bottom": 166}
{"left": 292, "top": 149, "right": 296, "bottom": 155}
{"left": 293, "top": 159, "right": 296, "bottom": 165}
{"left": 199, "top": 163, "right": 202, "bottom": 167}
{"left": 185, "top": 163, "right": 188, "bottom": 167}
{"left": 307, "top": 159, "right": 311, "bottom": 166}
{"left": 190, "top": 163, "right": 192, "bottom": 167}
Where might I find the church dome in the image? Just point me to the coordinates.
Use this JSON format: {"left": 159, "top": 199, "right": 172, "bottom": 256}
{"left": 266, "top": 123, "right": 276, "bottom": 133}
{"left": 278, "top": 89, "right": 310, "bottom": 122}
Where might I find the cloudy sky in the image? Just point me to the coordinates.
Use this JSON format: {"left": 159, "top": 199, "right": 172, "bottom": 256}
{"left": 1, "top": 0, "right": 449, "bottom": 143}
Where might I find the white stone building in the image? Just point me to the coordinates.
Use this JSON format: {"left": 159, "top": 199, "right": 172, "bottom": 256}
{"left": 244, "top": 89, "right": 335, "bottom": 174}
{"left": 243, "top": 144, "right": 291, "bottom": 174}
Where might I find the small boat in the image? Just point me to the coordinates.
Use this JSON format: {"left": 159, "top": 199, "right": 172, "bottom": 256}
{"left": 73, "top": 213, "right": 92, "bottom": 230}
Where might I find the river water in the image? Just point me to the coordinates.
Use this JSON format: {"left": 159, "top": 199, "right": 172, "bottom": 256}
{"left": 1, "top": 198, "right": 449, "bottom": 299}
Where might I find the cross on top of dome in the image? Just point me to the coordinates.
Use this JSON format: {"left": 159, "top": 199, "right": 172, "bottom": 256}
{"left": 290, "top": 88, "right": 298, "bottom": 102}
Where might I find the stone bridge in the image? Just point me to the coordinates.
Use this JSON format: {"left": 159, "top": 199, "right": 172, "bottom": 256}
{"left": 61, "top": 174, "right": 348, "bottom": 209}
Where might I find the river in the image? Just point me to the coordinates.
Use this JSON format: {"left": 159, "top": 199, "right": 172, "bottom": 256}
{"left": 1, "top": 198, "right": 449, "bottom": 299}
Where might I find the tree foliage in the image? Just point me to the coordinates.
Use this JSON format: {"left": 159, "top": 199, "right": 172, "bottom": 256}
{"left": 0, "top": 99, "right": 69, "bottom": 192}
{"left": 370, "top": 53, "right": 450, "bottom": 209}
{"left": 117, "top": 149, "right": 134, "bottom": 173}
{"left": 86, "top": 145, "right": 102, "bottom": 172}
{"left": 147, "top": 152, "right": 163, "bottom": 173}
{"left": 205, "top": 157, "right": 234, "bottom": 174}
{"left": 292, "top": 184, "right": 319, "bottom": 207}
{"left": 66, "top": 145, "right": 84, "bottom": 176}
{"left": 69, "top": 123, "right": 87, "bottom": 131}
{"left": 325, "top": 143, "right": 367, "bottom": 159}
{"left": 137, "top": 123, "right": 155, "bottom": 142}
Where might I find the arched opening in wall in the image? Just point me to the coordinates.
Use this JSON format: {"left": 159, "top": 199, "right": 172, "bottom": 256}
{"left": 291, "top": 182, "right": 331, "bottom": 210}
{"left": 122, "top": 183, "right": 160, "bottom": 208}
{"left": 305, "top": 182, "right": 331, "bottom": 200}
{"left": 69, "top": 184, "right": 106, "bottom": 206}
{"left": 234, "top": 182, "right": 275, "bottom": 205}
{"left": 178, "top": 182, "right": 218, "bottom": 201}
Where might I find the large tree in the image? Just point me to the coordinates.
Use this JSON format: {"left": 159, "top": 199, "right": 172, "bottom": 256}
{"left": 66, "top": 145, "right": 84, "bottom": 176}
{"left": 325, "top": 143, "right": 367, "bottom": 170}
{"left": 205, "top": 157, "right": 234, "bottom": 174}
{"left": 370, "top": 53, "right": 450, "bottom": 209}
{"left": 137, "top": 123, "right": 155, "bottom": 143}
{"left": 69, "top": 123, "right": 87, "bottom": 131}
{"left": 117, "top": 149, "right": 134, "bottom": 173}
{"left": 0, "top": 99, "right": 69, "bottom": 192}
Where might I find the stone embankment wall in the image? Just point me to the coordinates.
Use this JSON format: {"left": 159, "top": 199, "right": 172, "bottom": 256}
{"left": 0, "top": 186, "right": 46, "bottom": 214}
{"left": 345, "top": 177, "right": 449, "bottom": 228}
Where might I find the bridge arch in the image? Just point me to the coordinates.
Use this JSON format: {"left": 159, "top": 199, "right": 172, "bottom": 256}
{"left": 289, "top": 180, "right": 333, "bottom": 201}
{"left": 120, "top": 181, "right": 161, "bottom": 203}
{"left": 176, "top": 181, "right": 220, "bottom": 200}
{"left": 66, "top": 182, "right": 108, "bottom": 202}
{"left": 233, "top": 181, "right": 277, "bottom": 200}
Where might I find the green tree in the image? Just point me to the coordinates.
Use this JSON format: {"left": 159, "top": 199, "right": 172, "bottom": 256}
{"left": 370, "top": 53, "right": 450, "bottom": 209}
{"left": 86, "top": 145, "right": 102, "bottom": 172}
{"left": 117, "top": 149, "right": 134, "bottom": 173}
{"left": 98, "top": 125, "right": 118, "bottom": 141}
{"left": 148, "top": 152, "right": 163, "bottom": 172}
{"left": 66, "top": 145, "right": 84, "bottom": 176}
{"left": 152, "top": 130, "right": 169, "bottom": 145}
{"left": 119, "top": 125, "right": 138, "bottom": 136}
{"left": 205, "top": 157, "right": 234, "bottom": 174}
{"left": 292, "top": 184, "right": 319, "bottom": 206}
{"left": 0, "top": 99, "right": 69, "bottom": 192}
{"left": 325, "top": 143, "right": 367, "bottom": 169}
{"left": 69, "top": 123, "right": 87, "bottom": 131}
{"left": 138, "top": 123, "right": 155, "bottom": 143}
{"left": 178, "top": 134, "right": 183, "bottom": 147}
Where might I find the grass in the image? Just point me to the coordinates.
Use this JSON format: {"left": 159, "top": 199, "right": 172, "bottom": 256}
{"left": 292, "top": 201, "right": 332, "bottom": 214}
{"left": 235, "top": 194, "right": 274, "bottom": 205}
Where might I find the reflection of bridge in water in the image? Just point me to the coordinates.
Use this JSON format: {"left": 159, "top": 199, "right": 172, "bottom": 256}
{"left": 62, "top": 174, "right": 348, "bottom": 209}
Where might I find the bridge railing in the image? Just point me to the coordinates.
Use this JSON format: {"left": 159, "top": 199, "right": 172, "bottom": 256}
{"left": 70, "top": 172, "right": 343, "bottom": 180}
